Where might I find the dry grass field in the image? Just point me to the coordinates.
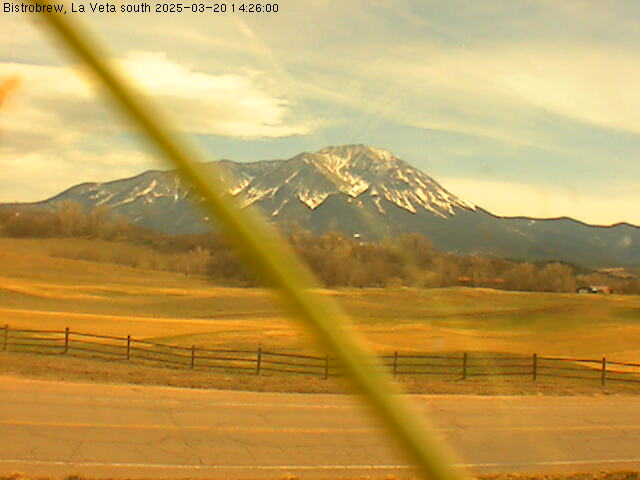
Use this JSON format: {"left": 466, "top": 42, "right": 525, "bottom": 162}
{"left": 2, "top": 237, "right": 640, "bottom": 392}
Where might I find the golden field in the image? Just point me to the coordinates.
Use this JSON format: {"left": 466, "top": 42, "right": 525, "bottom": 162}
{"left": 1, "top": 237, "right": 640, "bottom": 363}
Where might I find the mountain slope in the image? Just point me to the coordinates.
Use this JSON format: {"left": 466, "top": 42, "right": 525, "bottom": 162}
{"left": 10, "top": 144, "right": 640, "bottom": 268}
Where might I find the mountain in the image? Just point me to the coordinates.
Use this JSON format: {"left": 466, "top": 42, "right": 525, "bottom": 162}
{"left": 11, "top": 144, "right": 640, "bottom": 268}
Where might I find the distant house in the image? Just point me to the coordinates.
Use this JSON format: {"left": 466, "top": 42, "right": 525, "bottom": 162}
{"left": 593, "top": 285, "right": 614, "bottom": 294}
{"left": 577, "top": 285, "right": 614, "bottom": 295}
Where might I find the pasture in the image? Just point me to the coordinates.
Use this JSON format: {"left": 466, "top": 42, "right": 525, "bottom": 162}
{"left": 2, "top": 237, "right": 640, "bottom": 365}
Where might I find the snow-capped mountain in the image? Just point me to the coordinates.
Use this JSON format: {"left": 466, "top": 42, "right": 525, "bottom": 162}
{"left": 10, "top": 144, "right": 640, "bottom": 267}
{"left": 221, "top": 144, "right": 475, "bottom": 217}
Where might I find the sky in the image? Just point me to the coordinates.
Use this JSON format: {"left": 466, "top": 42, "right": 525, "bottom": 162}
{"left": 1, "top": 0, "right": 640, "bottom": 225}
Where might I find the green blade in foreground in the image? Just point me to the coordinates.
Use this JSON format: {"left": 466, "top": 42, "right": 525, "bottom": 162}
{"left": 30, "top": 6, "right": 465, "bottom": 480}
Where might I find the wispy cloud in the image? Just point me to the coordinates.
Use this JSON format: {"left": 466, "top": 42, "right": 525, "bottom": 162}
{"left": 0, "top": 149, "right": 158, "bottom": 202}
{"left": 287, "top": 41, "right": 640, "bottom": 149}
{"left": 442, "top": 176, "right": 640, "bottom": 226}
{"left": 2, "top": 0, "right": 640, "bottom": 223}
{"left": 118, "top": 51, "right": 311, "bottom": 137}
{"left": 0, "top": 52, "right": 311, "bottom": 201}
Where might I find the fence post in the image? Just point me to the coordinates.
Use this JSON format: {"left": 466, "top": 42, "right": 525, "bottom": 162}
{"left": 533, "top": 353, "right": 537, "bottom": 382}
{"left": 64, "top": 327, "right": 70, "bottom": 354}
{"left": 324, "top": 354, "right": 330, "bottom": 379}
{"left": 601, "top": 357, "right": 607, "bottom": 387}
{"left": 462, "top": 352, "right": 467, "bottom": 380}
{"left": 3, "top": 324, "right": 7, "bottom": 351}
{"left": 191, "top": 345, "right": 196, "bottom": 369}
{"left": 256, "top": 347, "right": 262, "bottom": 375}
{"left": 393, "top": 351, "right": 398, "bottom": 378}
{"left": 126, "top": 335, "right": 131, "bottom": 361}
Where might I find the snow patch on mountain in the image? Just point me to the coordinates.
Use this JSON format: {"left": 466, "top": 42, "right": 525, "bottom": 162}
{"left": 298, "top": 189, "right": 330, "bottom": 210}
{"left": 373, "top": 196, "right": 386, "bottom": 214}
{"left": 272, "top": 197, "right": 290, "bottom": 217}
{"left": 95, "top": 193, "right": 114, "bottom": 206}
{"left": 296, "top": 144, "right": 475, "bottom": 216}
{"left": 284, "top": 171, "right": 300, "bottom": 184}
{"left": 229, "top": 178, "right": 251, "bottom": 196}
{"left": 237, "top": 186, "right": 279, "bottom": 208}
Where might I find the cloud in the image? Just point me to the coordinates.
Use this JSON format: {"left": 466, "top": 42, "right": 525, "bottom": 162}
{"left": 117, "top": 51, "right": 311, "bottom": 137}
{"left": 441, "top": 176, "right": 640, "bottom": 226}
{"left": 0, "top": 51, "right": 312, "bottom": 202}
{"left": 0, "top": 51, "right": 310, "bottom": 158}
{"left": 429, "top": 43, "right": 640, "bottom": 138}
{"left": 479, "top": 45, "right": 640, "bottom": 135}
{"left": 2, "top": 0, "right": 640, "bottom": 226}
{"left": 0, "top": 149, "right": 158, "bottom": 203}
{"left": 0, "top": 62, "right": 102, "bottom": 155}
{"left": 285, "top": 40, "right": 640, "bottom": 148}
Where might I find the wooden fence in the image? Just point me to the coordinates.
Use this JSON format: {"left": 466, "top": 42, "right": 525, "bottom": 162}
{"left": 3, "top": 324, "right": 640, "bottom": 386}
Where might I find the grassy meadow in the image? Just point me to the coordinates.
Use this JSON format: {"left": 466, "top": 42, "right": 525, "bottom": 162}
{"left": 2, "top": 237, "right": 640, "bottom": 364}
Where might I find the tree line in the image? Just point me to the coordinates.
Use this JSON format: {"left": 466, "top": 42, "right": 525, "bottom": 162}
{"left": 2, "top": 202, "right": 638, "bottom": 293}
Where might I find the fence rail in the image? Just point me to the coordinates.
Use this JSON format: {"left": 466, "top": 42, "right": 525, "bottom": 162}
{"left": 2, "top": 324, "right": 640, "bottom": 386}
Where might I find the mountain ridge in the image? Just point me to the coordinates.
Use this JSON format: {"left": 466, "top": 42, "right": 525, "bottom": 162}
{"left": 5, "top": 144, "right": 640, "bottom": 268}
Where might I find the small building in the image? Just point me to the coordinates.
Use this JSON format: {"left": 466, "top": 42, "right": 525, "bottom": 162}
{"left": 592, "top": 285, "right": 614, "bottom": 294}
{"left": 577, "top": 285, "right": 613, "bottom": 295}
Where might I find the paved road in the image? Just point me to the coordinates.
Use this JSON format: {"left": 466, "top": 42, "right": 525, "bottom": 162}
{"left": 2, "top": 376, "right": 640, "bottom": 479}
